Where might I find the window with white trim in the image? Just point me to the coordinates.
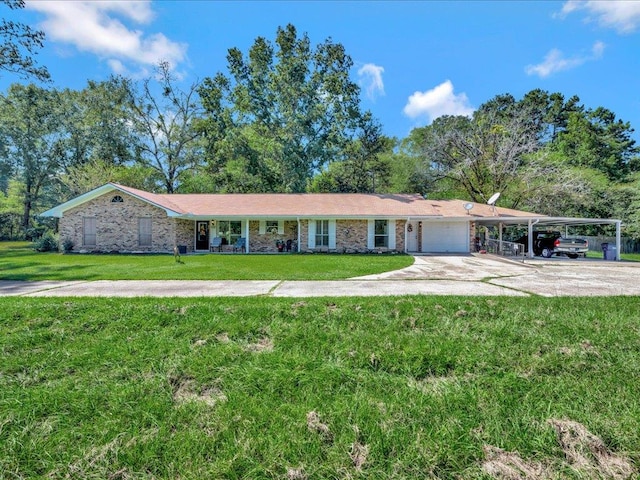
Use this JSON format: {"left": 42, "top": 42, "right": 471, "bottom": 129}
{"left": 139, "top": 217, "right": 152, "bottom": 246}
{"left": 266, "top": 220, "right": 279, "bottom": 234}
{"left": 374, "top": 220, "right": 388, "bottom": 247}
{"left": 315, "top": 220, "right": 329, "bottom": 247}
{"left": 83, "top": 217, "right": 96, "bottom": 246}
{"left": 218, "top": 220, "right": 242, "bottom": 245}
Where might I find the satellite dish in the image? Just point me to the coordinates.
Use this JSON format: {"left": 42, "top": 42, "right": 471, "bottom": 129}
{"left": 487, "top": 192, "right": 501, "bottom": 205}
{"left": 463, "top": 202, "right": 474, "bottom": 214}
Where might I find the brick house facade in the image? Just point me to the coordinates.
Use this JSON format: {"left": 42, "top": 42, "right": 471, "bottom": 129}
{"left": 43, "top": 183, "right": 539, "bottom": 254}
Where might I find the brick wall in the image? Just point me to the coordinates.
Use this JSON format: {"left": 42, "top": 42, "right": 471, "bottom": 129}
{"left": 59, "top": 192, "right": 177, "bottom": 253}
{"left": 300, "top": 219, "right": 404, "bottom": 253}
{"left": 248, "top": 220, "right": 298, "bottom": 252}
{"left": 175, "top": 219, "right": 195, "bottom": 253}
{"left": 58, "top": 191, "right": 408, "bottom": 255}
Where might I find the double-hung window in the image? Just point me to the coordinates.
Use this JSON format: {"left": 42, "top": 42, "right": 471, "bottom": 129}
{"left": 315, "top": 220, "right": 329, "bottom": 247}
{"left": 374, "top": 220, "right": 389, "bottom": 248}
{"left": 139, "top": 217, "right": 152, "bottom": 246}
{"left": 266, "top": 220, "right": 279, "bottom": 234}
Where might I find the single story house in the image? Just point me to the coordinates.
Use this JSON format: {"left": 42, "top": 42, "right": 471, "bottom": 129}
{"left": 40, "top": 183, "right": 555, "bottom": 255}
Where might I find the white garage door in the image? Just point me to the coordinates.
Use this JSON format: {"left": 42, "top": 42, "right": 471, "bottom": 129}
{"left": 423, "top": 222, "right": 469, "bottom": 253}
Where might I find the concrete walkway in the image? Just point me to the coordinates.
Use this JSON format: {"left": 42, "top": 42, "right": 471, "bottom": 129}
{"left": 1, "top": 254, "right": 639, "bottom": 298}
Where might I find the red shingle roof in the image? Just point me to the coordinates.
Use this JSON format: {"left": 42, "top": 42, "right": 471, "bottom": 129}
{"left": 114, "top": 183, "right": 542, "bottom": 218}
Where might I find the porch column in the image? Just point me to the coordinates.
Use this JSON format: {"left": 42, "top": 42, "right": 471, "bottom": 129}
{"left": 528, "top": 220, "right": 534, "bottom": 259}
{"left": 498, "top": 222, "right": 503, "bottom": 253}
{"left": 244, "top": 220, "right": 250, "bottom": 253}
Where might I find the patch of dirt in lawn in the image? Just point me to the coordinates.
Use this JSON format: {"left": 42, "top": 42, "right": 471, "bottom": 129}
{"left": 306, "top": 411, "right": 332, "bottom": 442}
{"left": 286, "top": 467, "right": 308, "bottom": 479}
{"left": 245, "top": 336, "right": 273, "bottom": 353}
{"left": 482, "top": 445, "right": 552, "bottom": 479}
{"left": 482, "top": 419, "right": 635, "bottom": 479}
{"left": 548, "top": 419, "right": 634, "bottom": 479}
{"left": 171, "top": 376, "right": 227, "bottom": 407}
{"left": 51, "top": 429, "right": 157, "bottom": 479}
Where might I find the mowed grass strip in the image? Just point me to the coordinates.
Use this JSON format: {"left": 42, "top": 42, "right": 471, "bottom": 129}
{"left": 0, "top": 242, "right": 413, "bottom": 281}
{"left": 1, "top": 296, "right": 639, "bottom": 479}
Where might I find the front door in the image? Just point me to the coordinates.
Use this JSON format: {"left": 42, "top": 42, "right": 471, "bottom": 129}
{"left": 195, "top": 221, "right": 209, "bottom": 250}
{"left": 406, "top": 221, "right": 419, "bottom": 252}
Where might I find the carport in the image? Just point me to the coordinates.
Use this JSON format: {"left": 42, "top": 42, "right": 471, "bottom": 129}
{"left": 475, "top": 216, "right": 622, "bottom": 260}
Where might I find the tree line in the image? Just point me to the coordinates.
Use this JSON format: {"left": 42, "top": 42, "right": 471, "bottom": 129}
{"left": 1, "top": 13, "right": 639, "bottom": 239}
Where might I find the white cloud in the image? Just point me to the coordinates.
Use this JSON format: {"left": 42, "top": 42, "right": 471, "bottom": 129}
{"left": 25, "top": 0, "right": 187, "bottom": 75}
{"left": 403, "top": 80, "right": 474, "bottom": 121}
{"left": 357, "top": 63, "right": 385, "bottom": 100}
{"left": 558, "top": 1, "right": 640, "bottom": 34}
{"left": 525, "top": 41, "right": 605, "bottom": 78}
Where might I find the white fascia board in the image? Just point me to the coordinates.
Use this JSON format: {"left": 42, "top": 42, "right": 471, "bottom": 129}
{"left": 40, "top": 184, "right": 118, "bottom": 217}
{"left": 40, "top": 183, "right": 181, "bottom": 218}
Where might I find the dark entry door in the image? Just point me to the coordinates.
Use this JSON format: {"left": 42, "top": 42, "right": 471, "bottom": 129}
{"left": 195, "top": 221, "right": 209, "bottom": 250}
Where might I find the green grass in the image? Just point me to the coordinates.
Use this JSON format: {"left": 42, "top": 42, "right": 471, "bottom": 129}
{"left": 1, "top": 296, "right": 639, "bottom": 479}
{"left": 0, "top": 242, "right": 414, "bottom": 281}
{"left": 585, "top": 249, "right": 640, "bottom": 261}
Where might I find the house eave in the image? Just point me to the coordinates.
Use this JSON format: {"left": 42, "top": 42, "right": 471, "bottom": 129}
{"left": 40, "top": 183, "right": 182, "bottom": 218}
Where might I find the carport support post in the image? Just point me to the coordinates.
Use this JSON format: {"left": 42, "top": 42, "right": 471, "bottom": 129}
{"left": 528, "top": 219, "right": 534, "bottom": 259}
{"left": 498, "top": 222, "right": 503, "bottom": 253}
{"left": 616, "top": 220, "right": 621, "bottom": 261}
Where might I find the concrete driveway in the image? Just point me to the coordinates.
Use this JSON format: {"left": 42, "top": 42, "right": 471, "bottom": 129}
{"left": 355, "top": 254, "right": 640, "bottom": 296}
{"left": 1, "top": 254, "right": 639, "bottom": 297}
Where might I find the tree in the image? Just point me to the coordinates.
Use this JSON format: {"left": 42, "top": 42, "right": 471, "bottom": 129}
{"left": 1, "top": 0, "right": 49, "bottom": 81}
{"left": 0, "top": 178, "right": 22, "bottom": 238}
{"left": 405, "top": 90, "right": 638, "bottom": 216}
{"left": 309, "top": 115, "right": 392, "bottom": 193}
{"left": 124, "top": 61, "right": 204, "bottom": 193}
{"left": 0, "top": 84, "right": 68, "bottom": 232}
{"left": 198, "top": 24, "right": 377, "bottom": 193}
{"left": 551, "top": 107, "right": 639, "bottom": 181}
{"left": 53, "top": 78, "right": 142, "bottom": 197}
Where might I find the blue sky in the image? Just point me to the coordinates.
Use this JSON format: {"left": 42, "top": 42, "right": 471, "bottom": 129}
{"left": 4, "top": 1, "right": 640, "bottom": 141}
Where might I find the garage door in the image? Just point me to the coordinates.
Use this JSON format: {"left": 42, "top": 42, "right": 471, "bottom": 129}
{"left": 423, "top": 222, "right": 469, "bottom": 253}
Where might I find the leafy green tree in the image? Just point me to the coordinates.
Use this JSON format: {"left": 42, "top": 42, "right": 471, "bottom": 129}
{"left": 0, "top": 178, "right": 22, "bottom": 238}
{"left": 551, "top": 107, "right": 639, "bottom": 181}
{"left": 1, "top": 0, "right": 49, "bottom": 81}
{"left": 198, "top": 24, "right": 377, "bottom": 193}
{"left": 124, "top": 61, "right": 204, "bottom": 193}
{"left": 309, "top": 115, "right": 391, "bottom": 193}
{"left": 0, "top": 83, "right": 64, "bottom": 231}
{"left": 60, "top": 159, "right": 160, "bottom": 198}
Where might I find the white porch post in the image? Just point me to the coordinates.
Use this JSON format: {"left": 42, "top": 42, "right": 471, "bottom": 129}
{"left": 498, "top": 222, "right": 503, "bottom": 253}
{"left": 244, "top": 220, "right": 250, "bottom": 253}
{"left": 405, "top": 218, "right": 409, "bottom": 253}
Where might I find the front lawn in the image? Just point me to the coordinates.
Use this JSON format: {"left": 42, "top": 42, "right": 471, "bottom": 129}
{"left": 1, "top": 296, "right": 639, "bottom": 478}
{"left": 0, "top": 242, "right": 413, "bottom": 281}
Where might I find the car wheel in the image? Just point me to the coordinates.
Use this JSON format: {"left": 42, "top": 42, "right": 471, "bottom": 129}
{"left": 567, "top": 253, "right": 578, "bottom": 259}
{"left": 542, "top": 247, "right": 553, "bottom": 258}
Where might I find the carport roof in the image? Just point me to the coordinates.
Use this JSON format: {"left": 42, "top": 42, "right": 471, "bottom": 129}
{"left": 475, "top": 216, "right": 622, "bottom": 227}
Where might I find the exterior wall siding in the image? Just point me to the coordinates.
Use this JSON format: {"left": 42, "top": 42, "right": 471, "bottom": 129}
{"left": 59, "top": 192, "right": 177, "bottom": 253}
